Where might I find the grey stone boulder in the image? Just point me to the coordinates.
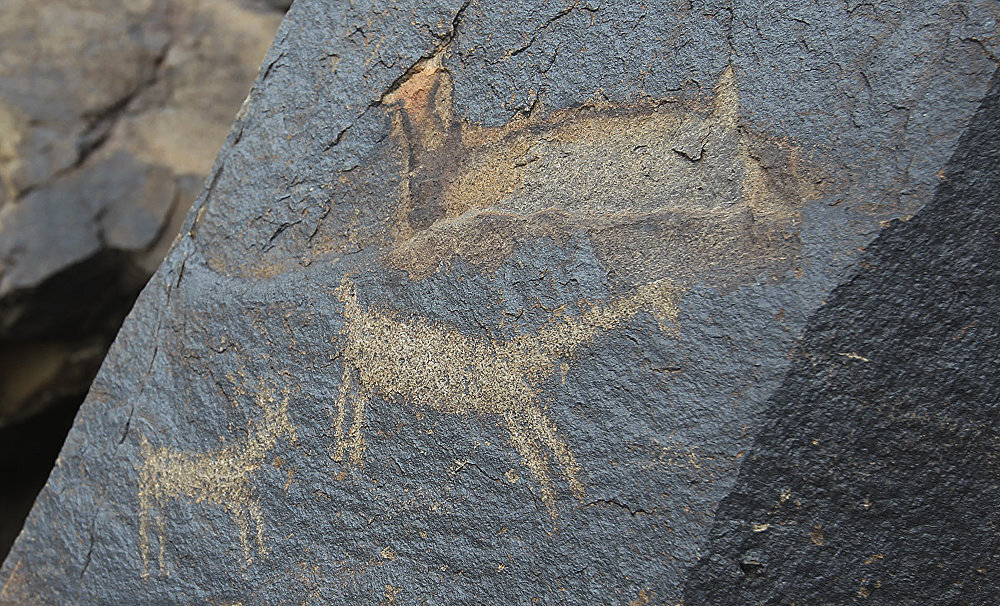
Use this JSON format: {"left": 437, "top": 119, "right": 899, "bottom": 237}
{"left": 1, "top": 0, "right": 997, "bottom": 603}
{"left": 0, "top": 0, "right": 284, "bottom": 428}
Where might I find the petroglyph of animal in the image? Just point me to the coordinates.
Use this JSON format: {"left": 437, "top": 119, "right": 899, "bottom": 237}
{"left": 209, "top": 57, "right": 821, "bottom": 282}
{"left": 136, "top": 389, "right": 296, "bottom": 577}
{"left": 332, "top": 277, "right": 679, "bottom": 511}
{"left": 382, "top": 56, "right": 823, "bottom": 284}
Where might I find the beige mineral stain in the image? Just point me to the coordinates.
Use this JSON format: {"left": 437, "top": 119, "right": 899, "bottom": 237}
{"left": 206, "top": 55, "right": 821, "bottom": 283}
{"left": 384, "top": 55, "right": 823, "bottom": 284}
{"left": 332, "top": 276, "right": 679, "bottom": 512}
{"left": 136, "top": 387, "right": 297, "bottom": 578}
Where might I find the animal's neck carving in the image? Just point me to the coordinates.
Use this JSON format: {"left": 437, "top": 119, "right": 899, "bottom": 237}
{"left": 332, "top": 278, "right": 679, "bottom": 512}
{"left": 136, "top": 389, "right": 296, "bottom": 577}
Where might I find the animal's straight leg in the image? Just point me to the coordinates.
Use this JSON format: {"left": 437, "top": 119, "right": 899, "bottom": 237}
{"left": 523, "top": 402, "right": 585, "bottom": 498}
{"left": 154, "top": 496, "right": 168, "bottom": 576}
{"left": 235, "top": 503, "right": 253, "bottom": 565}
{"left": 503, "top": 408, "right": 557, "bottom": 512}
{"left": 137, "top": 437, "right": 155, "bottom": 577}
{"left": 249, "top": 499, "right": 266, "bottom": 555}
{"left": 333, "top": 366, "right": 352, "bottom": 462}
{"left": 345, "top": 391, "right": 368, "bottom": 467}
{"left": 138, "top": 483, "right": 152, "bottom": 578}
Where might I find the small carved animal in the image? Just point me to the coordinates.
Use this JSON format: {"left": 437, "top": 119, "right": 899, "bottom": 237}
{"left": 332, "top": 277, "right": 678, "bottom": 512}
{"left": 136, "top": 390, "right": 296, "bottom": 577}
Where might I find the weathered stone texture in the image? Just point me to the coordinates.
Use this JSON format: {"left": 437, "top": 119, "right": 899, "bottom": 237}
{"left": 1, "top": 0, "right": 998, "bottom": 603}
{"left": 683, "top": 69, "right": 1000, "bottom": 604}
{"left": 0, "top": 0, "right": 284, "bottom": 565}
{"left": 0, "top": 0, "right": 284, "bottom": 427}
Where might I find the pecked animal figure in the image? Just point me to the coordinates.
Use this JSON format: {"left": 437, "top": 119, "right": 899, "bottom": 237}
{"left": 332, "top": 277, "right": 679, "bottom": 512}
{"left": 136, "top": 389, "right": 296, "bottom": 577}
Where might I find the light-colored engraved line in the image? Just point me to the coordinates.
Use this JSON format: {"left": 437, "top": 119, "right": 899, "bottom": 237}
{"left": 136, "top": 388, "right": 296, "bottom": 578}
{"left": 332, "top": 277, "right": 678, "bottom": 513}
{"left": 0, "top": 560, "right": 22, "bottom": 599}
{"left": 0, "top": 101, "right": 24, "bottom": 203}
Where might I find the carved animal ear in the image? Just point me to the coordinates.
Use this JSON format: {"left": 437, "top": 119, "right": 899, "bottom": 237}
{"left": 136, "top": 432, "right": 151, "bottom": 453}
{"left": 710, "top": 65, "right": 739, "bottom": 122}
{"left": 133, "top": 418, "right": 158, "bottom": 447}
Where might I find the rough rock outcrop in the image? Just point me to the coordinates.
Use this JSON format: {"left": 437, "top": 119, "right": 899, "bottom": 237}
{"left": 0, "top": 0, "right": 284, "bottom": 427}
{"left": 0, "top": 0, "right": 283, "bottom": 561}
{"left": 682, "top": 69, "right": 1000, "bottom": 604}
{"left": 2, "top": 0, "right": 998, "bottom": 603}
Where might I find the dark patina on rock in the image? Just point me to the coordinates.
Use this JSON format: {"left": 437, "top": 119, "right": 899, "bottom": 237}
{"left": 1, "top": 0, "right": 997, "bottom": 603}
{"left": 683, "top": 70, "right": 1000, "bottom": 605}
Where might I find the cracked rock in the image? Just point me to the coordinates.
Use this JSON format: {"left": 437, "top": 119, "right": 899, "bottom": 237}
{"left": 1, "top": 0, "right": 998, "bottom": 603}
{"left": 0, "top": 0, "right": 284, "bottom": 564}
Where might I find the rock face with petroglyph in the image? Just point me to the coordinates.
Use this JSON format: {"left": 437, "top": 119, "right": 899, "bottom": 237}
{"left": 2, "top": 0, "right": 999, "bottom": 603}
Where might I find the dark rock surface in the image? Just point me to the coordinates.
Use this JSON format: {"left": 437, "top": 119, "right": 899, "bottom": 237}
{"left": 1, "top": 0, "right": 998, "bottom": 603}
{"left": 682, "top": 71, "right": 1000, "bottom": 605}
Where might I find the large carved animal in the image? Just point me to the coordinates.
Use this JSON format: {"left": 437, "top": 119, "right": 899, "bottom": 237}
{"left": 332, "top": 277, "right": 678, "bottom": 511}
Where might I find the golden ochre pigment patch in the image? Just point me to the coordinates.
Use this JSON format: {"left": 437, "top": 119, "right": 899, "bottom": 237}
{"left": 136, "top": 387, "right": 297, "bottom": 577}
{"left": 332, "top": 277, "right": 679, "bottom": 513}
{"left": 384, "top": 58, "right": 823, "bottom": 284}
{"left": 202, "top": 58, "right": 821, "bottom": 283}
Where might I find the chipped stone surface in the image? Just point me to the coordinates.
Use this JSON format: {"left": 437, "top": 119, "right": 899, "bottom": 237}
{"left": 1, "top": 0, "right": 998, "bottom": 603}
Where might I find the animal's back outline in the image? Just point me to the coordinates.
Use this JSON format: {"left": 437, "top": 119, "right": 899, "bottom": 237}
{"left": 136, "top": 388, "right": 297, "bottom": 577}
{"left": 332, "top": 278, "right": 679, "bottom": 512}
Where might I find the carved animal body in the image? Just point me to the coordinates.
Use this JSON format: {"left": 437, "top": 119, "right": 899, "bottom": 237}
{"left": 332, "top": 277, "right": 679, "bottom": 511}
{"left": 136, "top": 391, "right": 296, "bottom": 577}
{"left": 381, "top": 59, "right": 820, "bottom": 287}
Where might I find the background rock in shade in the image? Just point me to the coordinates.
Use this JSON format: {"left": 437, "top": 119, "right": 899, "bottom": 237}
{"left": 0, "top": 0, "right": 284, "bottom": 559}
{"left": 1, "top": 0, "right": 997, "bottom": 603}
